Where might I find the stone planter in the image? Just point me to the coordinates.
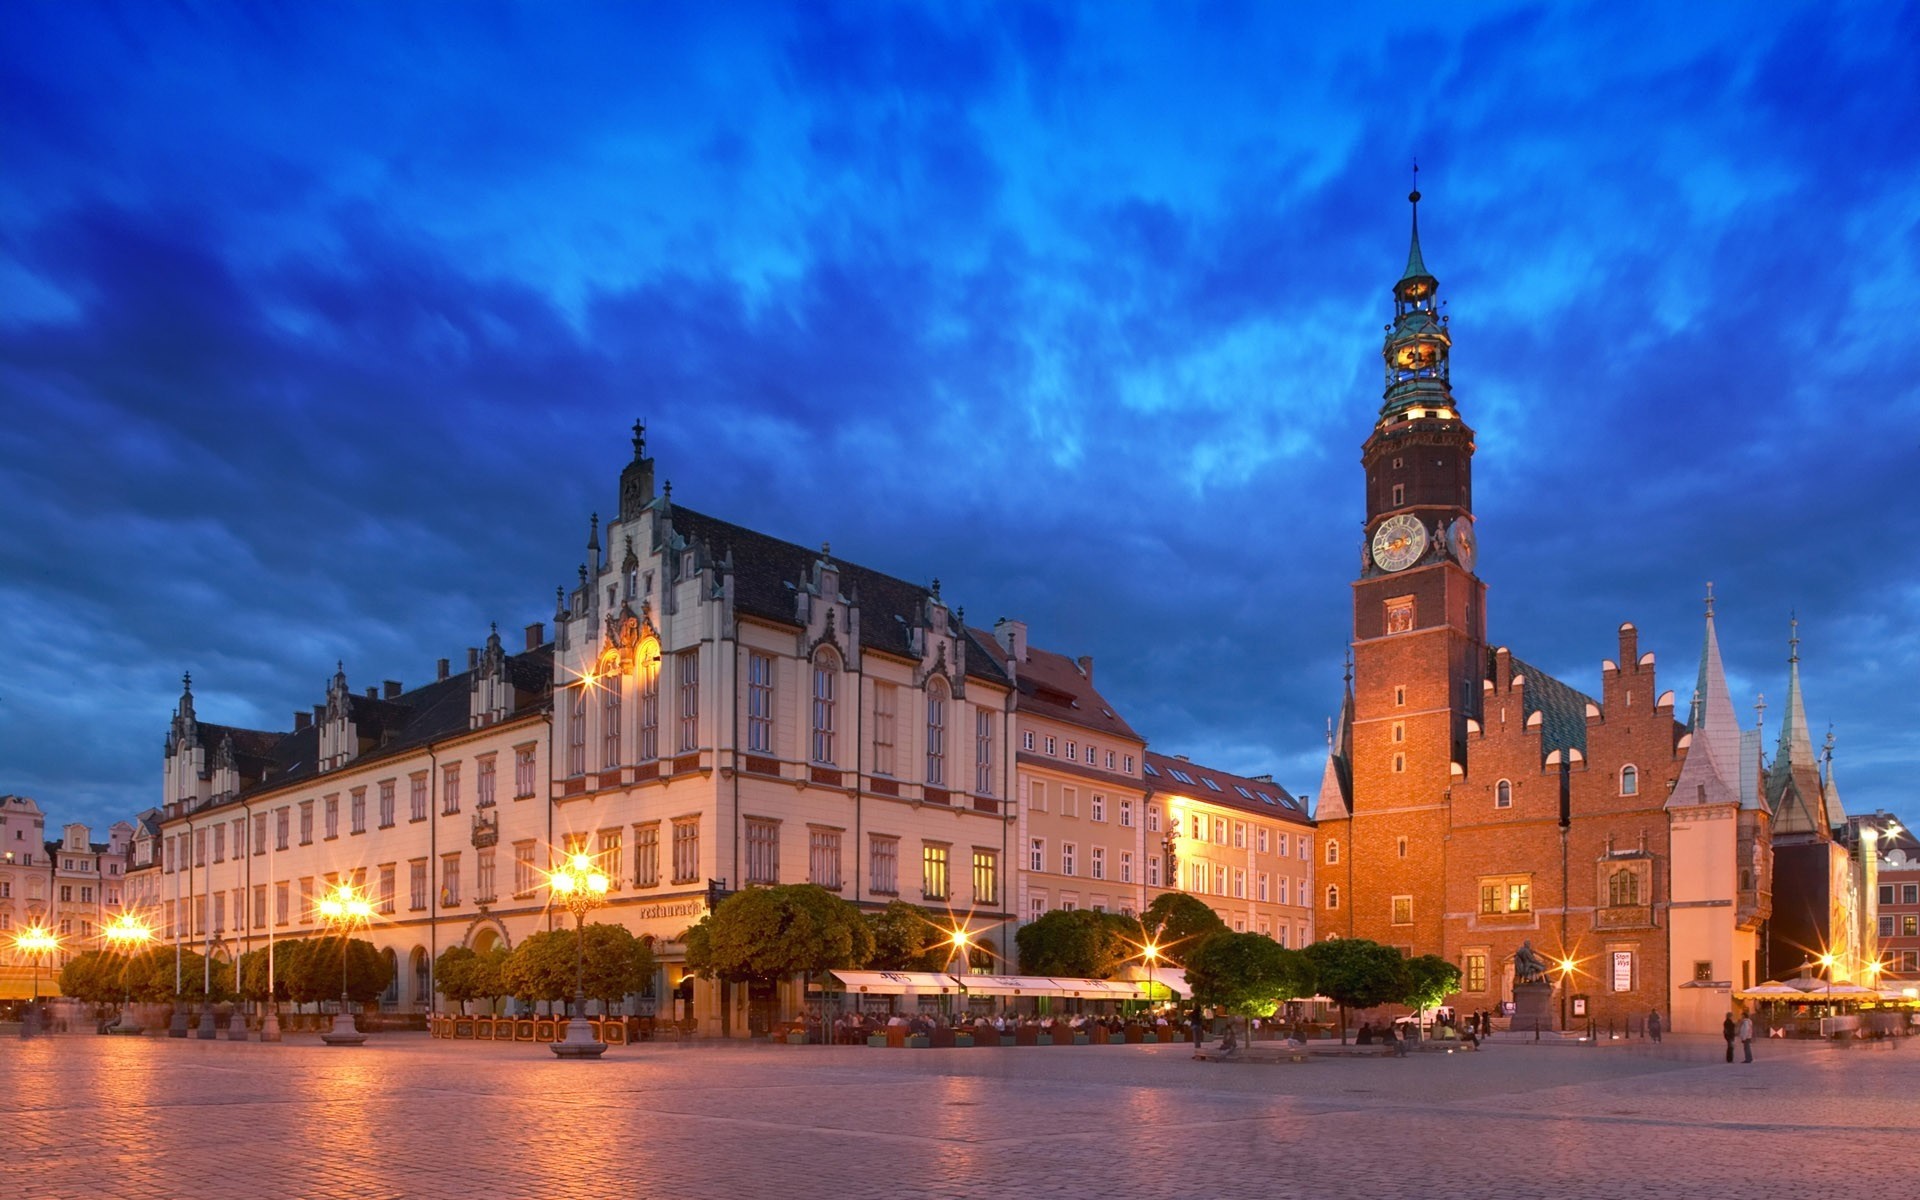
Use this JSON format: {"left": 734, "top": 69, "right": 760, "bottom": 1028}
{"left": 953, "top": 1033, "right": 974, "bottom": 1047}
{"left": 786, "top": 1032, "right": 808, "bottom": 1045}
{"left": 1142, "top": 1032, "right": 1158, "bottom": 1043}
{"left": 1073, "top": 1033, "right": 1090, "bottom": 1046}
{"left": 868, "top": 1034, "right": 888, "bottom": 1048}
{"left": 907, "top": 1034, "right": 929, "bottom": 1048}
{"left": 1001, "top": 1035, "right": 1017, "bottom": 1046}
{"left": 1036, "top": 1033, "right": 1053, "bottom": 1046}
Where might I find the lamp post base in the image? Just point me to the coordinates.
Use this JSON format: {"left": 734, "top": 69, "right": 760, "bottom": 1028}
{"left": 260, "top": 1004, "right": 282, "bottom": 1043}
{"left": 169, "top": 1003, "right": 190, "bottom": 1038}
{"left": 195, "top": 1002, "right": 218, "bottom": 1040}
{"left": 550, "top": 1014, "right": 608, "bottom": 1058}
{"left": 321, "top": 1002, "right": 367, "bottom": 1046}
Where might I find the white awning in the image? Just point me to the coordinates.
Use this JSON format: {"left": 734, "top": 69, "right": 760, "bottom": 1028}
{"left": 1118, "top": 966, "right": 1192, "bottom": 998}
{"left": 1049, "top": 977, "right": 1146, "bottom": 999}
{"left": 826, "top": 970, "right": 963, "bottom": 995}
{"left": 954, "top": 973, "right": 1055, "bottom": 996}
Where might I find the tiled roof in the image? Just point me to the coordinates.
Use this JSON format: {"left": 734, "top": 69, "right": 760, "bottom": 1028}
{"left": 662, "top": 504, "right": 1006, "bottom": 686}
{"left": 169, "top": 647, "right": 553, "bottom": 819}
{"left": 1505, "top": 654, "right": 1594, "bottom": 757}
{"left": 1143, "top": 751, "right": 1312, "bottom": 825}
{"left": 969, "top": 629, "right": 1141, "bottom": 742}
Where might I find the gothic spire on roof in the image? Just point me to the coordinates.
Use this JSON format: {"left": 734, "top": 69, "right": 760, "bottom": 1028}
{"left": 1766, "top": 616, "right": 1831, "bottom": 837}
{"left": 631, "top": 418, "right": 646, "bottom": 459}
{"left": 1672, "top": 587, "right": 1746, "bottom": 810}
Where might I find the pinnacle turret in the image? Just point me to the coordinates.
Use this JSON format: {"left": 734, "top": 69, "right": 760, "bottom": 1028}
{"left": 1765, "top": 616, "right": 1832, "bottom": 837}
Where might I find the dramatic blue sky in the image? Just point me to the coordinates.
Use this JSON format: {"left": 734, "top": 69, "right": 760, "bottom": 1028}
{"left": 3, "top": 2, "right": 1916, "bottom": 838}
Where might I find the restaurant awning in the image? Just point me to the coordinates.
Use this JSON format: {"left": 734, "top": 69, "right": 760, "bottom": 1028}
{"left": 1117, "top": 966, "right": 1192, "bottom": 998}
{"left": 953, "top": 973, "right": 1059, "bottom": 997}
{"left": 825, "top": 970, "right": 962, "bottom": 995}
{"left": 1049, "top": 977, "right": 1147, "bottom": 999}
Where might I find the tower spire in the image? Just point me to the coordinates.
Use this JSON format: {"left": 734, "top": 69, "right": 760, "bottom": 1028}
{"left": 1672, "top": 584, "right": 1745, "bottom": 810}
{"left": 1379, "top": 182, "right": 1452, "bottom": 423}
{"left": 1402, "top": 163, "right": 1432, "bottom": 284}
{"left": 1766, "top": 617, "right": 1830, "bottom": 836}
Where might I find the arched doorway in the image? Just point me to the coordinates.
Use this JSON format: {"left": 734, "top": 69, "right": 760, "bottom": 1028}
{"left": 410, "top": 946, "right": 430, "bottom": 1013}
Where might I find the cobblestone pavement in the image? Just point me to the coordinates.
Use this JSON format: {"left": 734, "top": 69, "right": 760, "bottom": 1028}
{"left": 5, "top": 1031, "right": 1914, "bottom": 1199}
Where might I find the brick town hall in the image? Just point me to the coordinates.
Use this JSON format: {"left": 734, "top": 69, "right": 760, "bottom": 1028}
{"left": 1310, "top": 189, "right": 1831, "bottom": 1037}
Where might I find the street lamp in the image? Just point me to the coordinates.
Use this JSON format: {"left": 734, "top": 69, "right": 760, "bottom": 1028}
{"left": 1556, "top": 957, "right": 1578, "bottom": 1034}
{"left": 14, "top": 925, "right": 59, "bottom": 1038}
{"left": 1142, "top": 943, "right": 1162, "bottom": 1020}
{"left": 102, "top": 914, "right": 154, "bottom": 1034}
{"left": 548, "top": 853, "right": 610, "bottom": 1059}
{"left": 317, "top": 883, "right": 374, "bottom": 1046}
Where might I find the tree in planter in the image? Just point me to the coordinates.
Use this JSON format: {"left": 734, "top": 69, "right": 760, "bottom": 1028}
{"left": 1184, "top": 932, "right": 1318, "bottom": 1044}
{"left": 1140, "top": 892, "right": 1229, "bottom": 965}
{"left": 123, "top": 946, "right": 231, "bottom": 1004}
{"left": 1014, "top": 909, "right": 1135, "bottom": 978}
{"left": 1401, "top": 954, "right": 1462, "bottom": 1031}
{"left": 237, "top": 940, "right": 306, "bottom": 1005}
{"left": 578, "top": 923, "right": 657, "bottom": 1014}
{"left": 435, "top": 945, "right": 483, "bottom": 1015}
{"left": 864, "top": 900, "right": 952, "bottom": 971}
{"left": 502, "top": 930, "right": 575, "bottom": 1012}
{"left": 1302, "top": 937, "right": 1408, "bottom": 1044}
{"left": 274, "top": 936, "right": 388, "bottom": 1008}
{"left": 57, "top": 950, "right": 124, "bottom": 1007}
{"left": 470, "top": 945, "right": 512, "bottom": 1015}
{"left": 683, "top": 884, "right": 874, "bottom": 1036}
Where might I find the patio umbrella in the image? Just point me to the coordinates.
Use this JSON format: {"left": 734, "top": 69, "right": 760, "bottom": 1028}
{"left": 1737, "top": 980, "right": 1810, "bottom": 1000}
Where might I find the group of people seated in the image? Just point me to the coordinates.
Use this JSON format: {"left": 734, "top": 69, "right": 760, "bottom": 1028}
{"left": 825, "top": 1009, "right": 1174, "bottom": 1043}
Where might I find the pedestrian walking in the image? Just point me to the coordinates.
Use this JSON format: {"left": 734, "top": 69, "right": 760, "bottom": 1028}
{"left": 1722, "top": 1013, "right": 1736, "bottom": 1063}
{"left": 1189, "top": 1006, "right": 1204, "bottom": 1047}
{"left": 1738, "top": 1012, "right": 1753, "bottom": 1063}
{"left": 1647, "top": 1008, "right": 1662, "bottom": 1044}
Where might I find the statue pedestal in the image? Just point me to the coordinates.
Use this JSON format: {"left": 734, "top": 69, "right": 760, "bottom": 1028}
{"left": 1512, "top": 980, "right": 1555, "bottom": 1034}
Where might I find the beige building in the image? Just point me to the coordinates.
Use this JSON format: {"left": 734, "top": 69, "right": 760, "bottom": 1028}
{"left": 1144, "top": 752, "right": 1316, "bottom": 948}
{"left": 3, "top": 795, "right": 135, "bottom": 1000}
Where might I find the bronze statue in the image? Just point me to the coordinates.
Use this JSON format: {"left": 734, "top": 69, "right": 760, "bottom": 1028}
{"left": 1513, "top": 940, "right": 1550, "bottom": 985}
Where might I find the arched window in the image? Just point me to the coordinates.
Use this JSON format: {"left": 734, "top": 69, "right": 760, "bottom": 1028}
{"left": 1326, "top": 884, "right": 1340, "bottom": 910}
{"left": 811, "top": 649, "right": 838, "bottom": 765}
{"left": 637, "top": 643, "right": 661, "bottom": 761}
{"left": 1326, "top": 839, "right": 1340, "bottom": 865}
{"left": 926, "top": 677, "right": 948, "bottom": 786}
{"left": 1609, "top": 868, "right": 1639, "bottom": 907}
{"left": 601, "top": 680, "right": 622, "bottom": 769}
{"left": 1496, "top": 779, "right": 1512, "bottom": 808}
{"left": 1620, "top": 765, "right": 1639, "bottom": 796}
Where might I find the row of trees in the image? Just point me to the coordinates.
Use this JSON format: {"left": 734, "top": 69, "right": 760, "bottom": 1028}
{"left": 435, "top": 924, "right": 655, "bottom": 1014}
{"left": 57, "top": 936, "right": 393, "bottom": 1007}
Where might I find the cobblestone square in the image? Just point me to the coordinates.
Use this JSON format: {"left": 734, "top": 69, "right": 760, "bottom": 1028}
{"left": 5, "top": 1032, "right": 1913, "bottom": 1200}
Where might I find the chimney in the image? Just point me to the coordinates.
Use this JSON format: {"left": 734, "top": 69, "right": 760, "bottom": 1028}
{"left": 467, "top": 647, "right": 479, "bottom": 671}
{"left": 993, "top": 617, "right": 1029, "bottom": 663}
{"left": 1076, "top": 654, "right": 1093, "bottom": 682}
{"left": 1175, "top": 754, "right": 1190, "bottom": 762}
{"left": 437, "top": 658, "right": 450, "bottom": 682}
{"left": 524, "top": 622, "right": 545, "bottom": 651}
{"left": 294, "top": 711, "right": 312, "bottom": 732}
{"left": 384, "top": 680, "right": 403, "bottom": 700}
{"left": 365, "top": 687, "right": 378, "bottom": 699}
{"left": 1250, "top": 773, "right": 1273, "bottom": 783}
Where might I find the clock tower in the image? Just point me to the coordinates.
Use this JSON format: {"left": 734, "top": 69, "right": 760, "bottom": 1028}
{"left": 1335, "top": 187, "right": 1487, "bottom": 952}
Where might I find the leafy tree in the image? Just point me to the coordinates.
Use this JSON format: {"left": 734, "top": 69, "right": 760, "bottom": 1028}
{"left": 238, "top": 939, "right": 318, "bottom": 1003}
{"left": 275, "top": 936, "right": 388, "bottom": 1005}
{"left": 1402, "top": 954, "right": 1462, "bottom": 1021}
{"left": 1140, "top": 892, "right": 1229, "bottom": 964}
{"left": 683, "top": 884, "right": 873, "bottom": 985}
{"left": 502, "top": 930, "right": 575, "bottom": 1007}
{"left": 1014, "top": 909, "right": 1135, "bottom": 978}
{"left": 57, "top": 950, "right": 123, "bottom": 1005}
{"left": 1185, "top": 933, "right": 1318, "bottom": 1038}
{"left": 470, "top": 945, "right": 511, "bottom": 1012}
{"left": 436, "top": 945, "right": 482, "bottom": 1014}
{"left": 864, "top": 901, "right": 953, "bottom": 971}
{"left": 122, "top": 945, "right": 231, "bottom": 1002}
{"left": 579, "top": 923, "right": 656, "bottom": 1010}
{"left": 1302, "top": 937, "right": 1408, "bottom": 1043}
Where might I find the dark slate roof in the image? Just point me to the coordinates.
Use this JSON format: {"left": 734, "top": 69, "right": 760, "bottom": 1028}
{"left": 662, "top": 504, "right": 1007, "bottom": 686}
{"left": 170, "top": 647, "right": 553, "bottom": 818}
{"left": 1144, "top": 751, "right": 1313, "bottom": 825}
{"left": 969, "top": 628, "right": 1141, "bottom": 742}
{"left": 1504, "top": 653, "right": 1594, "bottom": 757}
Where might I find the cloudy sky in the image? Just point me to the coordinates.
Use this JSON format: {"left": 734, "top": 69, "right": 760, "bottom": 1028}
{"left": 3, "top": 1, "right": 1915, "bottom": 838}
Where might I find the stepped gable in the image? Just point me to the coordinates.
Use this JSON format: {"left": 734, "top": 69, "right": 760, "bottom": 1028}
{"left": 665, "top": 503, "right": 1006, "bottom": 685}
{"left": 969, "top": 628, "right": 1137, "bottom": 741}
{"left": 1502, "top": 652, "right": 1596, "bottom": 757}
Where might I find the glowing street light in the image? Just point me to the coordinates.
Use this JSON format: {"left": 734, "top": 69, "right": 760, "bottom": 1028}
{"left": 548, "top": 852, "right": 611, "bottom": 1059}
{"left": 318, "top": 883, "right": 374, "bottom": 1046}
{"left": 101, "top": 914, "right": 154, "bottom": 1034}
{"left": 14, "top": 924, "right": 59, "bottom": 1038}
{"left": 1142, "top": 943, "right": 1162, "bottom": 1018}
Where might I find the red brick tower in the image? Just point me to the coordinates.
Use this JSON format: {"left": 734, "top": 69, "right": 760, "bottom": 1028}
{"left": 1333, "top": 187, "right": 1487, "bottom": 952}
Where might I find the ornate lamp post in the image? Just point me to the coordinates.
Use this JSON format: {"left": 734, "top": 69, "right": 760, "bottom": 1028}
{"left": 1556, "top": 957, "right": 1578, "bottom": 1033}
{"left": 102, "top": 914, "right": 154, "bottom": 1034}
{"left": 549, "top": 853, "right": 610, "bottom": 1058}
{"left": 14, "top": 924, "right": 59, "bottom": 1038}
{"left": 317, "top": 883, "right": 373, "bottom": 1046}
{"left": 1142, "top": 943, "right": 1162, "bottom": 1020}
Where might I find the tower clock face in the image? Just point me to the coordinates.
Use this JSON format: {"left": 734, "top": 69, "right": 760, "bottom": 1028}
{"left": 1371, "top": 514, "right": 1429, "bottom": 573}
{"left": 1448, "top": 517, "right": 1477, "bottom": 572}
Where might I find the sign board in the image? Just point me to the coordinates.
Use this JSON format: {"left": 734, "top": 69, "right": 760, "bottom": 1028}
{"left": 1571, "top": 995, "right": 1588, "bottom": 1018}
{"left": 1612, "top": 951, "right": 1634, "bottom": 993}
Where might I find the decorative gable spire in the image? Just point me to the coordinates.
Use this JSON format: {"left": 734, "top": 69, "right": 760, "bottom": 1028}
{"left": 1671, "top": 586, "right": 1746, "bottom": 810}
{"left": 1765, "top": 616, "right": 1831, "bottom": 837}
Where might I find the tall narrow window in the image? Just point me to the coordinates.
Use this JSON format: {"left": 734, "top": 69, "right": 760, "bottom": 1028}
{"left": 378, "top": 781, "right": 396, "bottom": 827}
{"left": 634, "top": 825, "right": 659, "bottom": 888}
{"left": 514, "top": 746, "right": 536, "bottom": 797}
{"left": 602, "top": 682, "right": 622, "bottom": 768}
{"left": 671, "top": 818, "right": 699, "bottom": 883}
{"left": 925, "top": 678, "right": 947, "bottom": 786}
{"left": 1619, "top": 765, "right": 1639, "bottom": 796}
{"left": 745, "top": 818, "right": 779, "bottom": 885}
{"left": 442, "top": 764, "right": 460, "bottom": 815}
{"left": 811, "top": 650, "right": 837, "bottom": 764}
{"left": 477, "top": 756, "right": 496, "bottom": 807}
{"left": 677, "top": 649, "right": 700, "bottom": 752}
{"left": 638, "top": 644, "right": 660, "bottom": 760}
{"left": 873, "top": 683, "right": 897, "bottom": 776}
{"left": 972, "top": 850, "right": 998, "bottom": 907}
{"left": 747, "top": 652, "right": 774, "bottom": 754}
{"left": 567, "top": 689, "right": 587, "bottom": 776}
{"left": 974, "top": 708, "right": 993, "bottom": 794}
{"left": 922, "top": 843, "right": 949, "bottom": 901}
{"left": 810, "top": 828, "right": 843, "bottom": 890}
{"left": 409, "top": 775, "right": 427, "bottom": 822}
{"left": 1496, "top": 779, "right": 1513, "bottom": 808}
{"left": 870, "top": 835, "right": 899, "bottom": 895}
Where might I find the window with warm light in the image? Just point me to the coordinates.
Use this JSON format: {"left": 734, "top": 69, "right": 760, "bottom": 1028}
{"left": 921, "top": 843, "right": 949, "bottom": 901}
{"left": 638, "top": 645, "right": 660, "bottom": 761}
{"left": 972, "top": 849, "right": 998, "bottom": 906}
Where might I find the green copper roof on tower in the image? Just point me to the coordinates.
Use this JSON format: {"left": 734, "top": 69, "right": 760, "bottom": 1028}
{"left": 1400, "top": 188, "right": 1433, "bottom": 284}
